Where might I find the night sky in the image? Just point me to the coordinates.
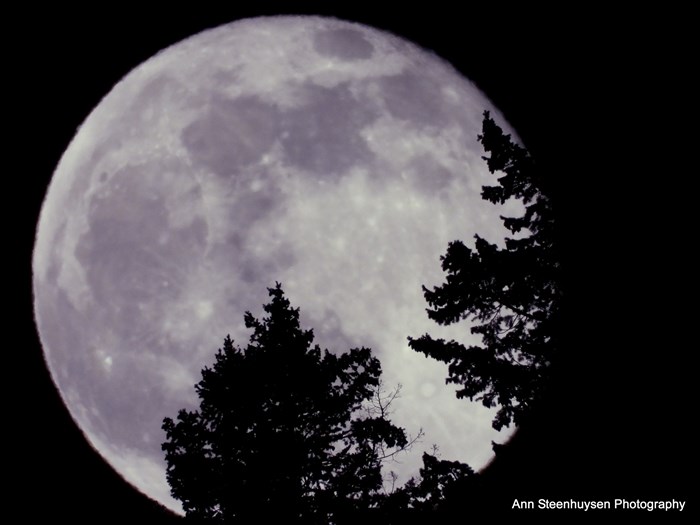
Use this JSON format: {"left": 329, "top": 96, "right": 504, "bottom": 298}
{"left": 16, "top": 4, "right": 691, "bottom": 522}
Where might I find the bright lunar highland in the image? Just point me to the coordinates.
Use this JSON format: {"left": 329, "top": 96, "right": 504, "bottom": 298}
{"left": 33, "top": 16, "right": 518, "bottom": 513}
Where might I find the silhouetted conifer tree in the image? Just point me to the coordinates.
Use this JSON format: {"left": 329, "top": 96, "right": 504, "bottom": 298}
{"left": 385, "top": 452, "right": 474, "bottom": 513}
{"left": 162, "top": 284, "right": 415, "bottom": 524}
{"left": 409, "top": 112, "right": 560, "bottom": 430}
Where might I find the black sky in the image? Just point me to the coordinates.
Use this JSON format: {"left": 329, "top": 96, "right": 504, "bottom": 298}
{"left": 15, "top": 4, "right": 692, "bottom": 522}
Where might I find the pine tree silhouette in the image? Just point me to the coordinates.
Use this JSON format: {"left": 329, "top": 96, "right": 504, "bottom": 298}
{"left": 409, "top": 112, "right": 561, "bottom": 430}
{"left": 162, "top": 284, "right": 415, "bottom": 524}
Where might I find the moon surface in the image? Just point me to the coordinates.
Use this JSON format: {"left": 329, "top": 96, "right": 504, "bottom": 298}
{"left": 33, "top": 16, "right": 518, "bottom": 513}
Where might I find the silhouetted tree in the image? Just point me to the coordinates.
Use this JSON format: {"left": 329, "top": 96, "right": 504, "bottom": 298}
{"left": 389, "top": 452, "right": 473, "bottom": 511}
{"left": 162, "top": 284, "right": 416, "bottom": 524}
{"left": 409, "top": 112, "right": 560, "bottom": 430}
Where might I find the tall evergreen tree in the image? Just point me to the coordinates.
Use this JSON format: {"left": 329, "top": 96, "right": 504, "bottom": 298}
{"left": 409, "top": 112, "right": 561, "bottom": 430}
{"left": 162, "top": 284, "right": 411, "bottom": 524}
{"left": 385, "top": 452, "right": 474, "bottom": 513}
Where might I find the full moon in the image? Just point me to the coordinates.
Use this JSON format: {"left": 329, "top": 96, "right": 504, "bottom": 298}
{"left": 33, "top": 16, "right": 518, "bottom": 513}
